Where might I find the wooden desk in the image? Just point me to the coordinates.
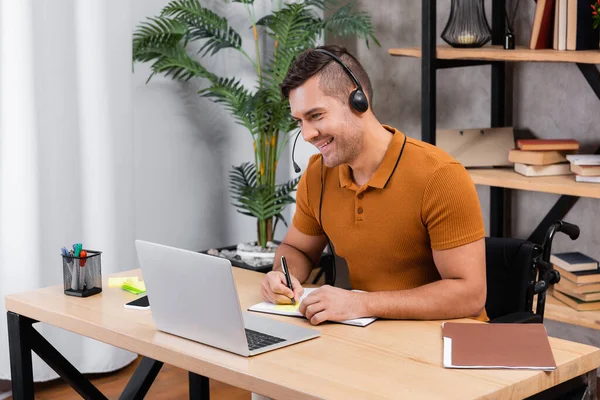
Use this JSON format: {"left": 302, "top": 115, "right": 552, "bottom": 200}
{"left": 6, "top": 268, "right": 600, "bottom": 400}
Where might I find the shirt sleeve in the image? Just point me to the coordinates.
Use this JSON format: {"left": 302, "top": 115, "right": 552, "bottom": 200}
{"left": 292, "top": 163, "right": 325, "bottom": 237}
{"left": 421, "top": 163, "right": 486, "bottom": 250}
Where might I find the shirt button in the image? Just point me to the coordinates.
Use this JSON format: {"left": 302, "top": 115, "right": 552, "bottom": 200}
{"left": 357, "top": 193, "right": 364, "bottom": 199}
{"left": 357, "top": 207, "right": 364, "bottom": 214}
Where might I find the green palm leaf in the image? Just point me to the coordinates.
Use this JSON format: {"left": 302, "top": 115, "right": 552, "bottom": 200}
{"left": 161, "top": 0, "right": 243, "bottom": 57}
{"left": 320, "top": 2, "right": 380, "bottom": 48}
{"left": 147, "top": 44, "right": 217, "bottom": 82}
{"left": 133, "top": 17, "right": 187, "bottom": 62}
{"left": 229, "top": 163, "right": 299, "bottom": 222}
{"left": 199, "top": 78, "right": 255, "bottom": 133}
{"left": 259, "top": 3, "right": 320, "bottom": 96}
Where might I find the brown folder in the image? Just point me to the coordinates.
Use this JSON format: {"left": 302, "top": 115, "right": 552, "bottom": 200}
{"left": 442, "top": 322, "right": 557, "bottom": 370}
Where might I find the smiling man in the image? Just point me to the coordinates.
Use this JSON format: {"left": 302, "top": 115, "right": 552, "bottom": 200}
{"left": 259, "top": 45, "right": 487, "bottom": 324}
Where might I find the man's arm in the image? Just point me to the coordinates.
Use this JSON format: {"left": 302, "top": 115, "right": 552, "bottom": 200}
{"left": 260, "top": 225, "right": 328, "bottom": 305}
{"left": 300, "top": 239, "right": 486, "bottom": 324}
{"left": 272, "top": 225, "right": 328, "bottom": 283}
{"left": 362, "top": 238, "right": 486, "bottom": 319}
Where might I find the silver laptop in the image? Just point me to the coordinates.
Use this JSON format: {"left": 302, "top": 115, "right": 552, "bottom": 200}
{"left": 135, "top": 240, "right": 319, "bottom": 357}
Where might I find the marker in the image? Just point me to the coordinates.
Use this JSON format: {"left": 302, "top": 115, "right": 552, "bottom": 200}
{"left": 280, "top": 256, "right": 295, "bottom": 305}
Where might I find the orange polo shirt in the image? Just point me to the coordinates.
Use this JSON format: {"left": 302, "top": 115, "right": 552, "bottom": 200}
{"left": 293, "top": 125, "right": 487, "bottom": 320}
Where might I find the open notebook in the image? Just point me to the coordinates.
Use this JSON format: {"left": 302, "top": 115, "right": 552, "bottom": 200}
{"left": 248, "top": 288, "right": 377, "bottom": 327}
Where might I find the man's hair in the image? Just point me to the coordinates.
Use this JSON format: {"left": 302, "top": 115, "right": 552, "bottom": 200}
{"left": 280, "top": 45, "right": 373, "bottom": 106}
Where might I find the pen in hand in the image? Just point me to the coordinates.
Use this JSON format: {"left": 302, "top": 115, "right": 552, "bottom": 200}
{"left": 280, "top": 256, "right": 295, "bottom": 305}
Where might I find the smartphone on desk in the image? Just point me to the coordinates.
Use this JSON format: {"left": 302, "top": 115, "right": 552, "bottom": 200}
{"left": 124, "top": 295, "right": 150, "bottom": 310}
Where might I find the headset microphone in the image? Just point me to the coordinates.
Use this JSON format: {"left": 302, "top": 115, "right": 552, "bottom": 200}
{"left": 291, "top": 130, "right": 302, "bottom": 173}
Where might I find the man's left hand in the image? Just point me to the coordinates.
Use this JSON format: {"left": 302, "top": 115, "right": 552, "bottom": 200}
{"left": 299, "top": 285, "right": 367, "bottom": 325}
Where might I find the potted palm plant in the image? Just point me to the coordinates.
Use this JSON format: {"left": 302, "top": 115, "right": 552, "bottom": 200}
{"left": 133, "top": 0, "right": 379, "bottom": 267}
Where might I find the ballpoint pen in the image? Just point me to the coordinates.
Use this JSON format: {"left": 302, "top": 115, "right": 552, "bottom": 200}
{"left": 280, "top": 256, "right": 295, "bottom": 305}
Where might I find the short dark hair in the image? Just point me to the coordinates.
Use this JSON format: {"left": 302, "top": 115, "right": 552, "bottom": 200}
{"left": 280, "top": 45, "right": 373, "bottom": 106}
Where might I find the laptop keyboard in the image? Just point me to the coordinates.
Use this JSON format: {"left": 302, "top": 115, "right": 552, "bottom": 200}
{"left": 245, "top": 329, "right": 286, "bottom": 351}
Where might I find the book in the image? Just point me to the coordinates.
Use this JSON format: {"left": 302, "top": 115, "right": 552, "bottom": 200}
{"left": 248, "top": 288, "right": 377, "bottom": 327}
{"left": 571, "top": 164, "right": 600, "bottom": 176}
{"left": 566, "top": 154, "right": 600, "bottom": 166}
{"left": 550, "top": 252, "right": 599, "bottom": 272}
{"left": 553, "top": 265, "right": 600, "bottom": 284}
{"left": 508, "top": 149, "right": 569, "bottom": 165}
{"left": 553, "top": 289, "right": 600, "bottom": 311}
{"left": 575, "top": 175, "right": 600, "bottom": 183}
{"left": 442, "top": 322, "right": 556, "bottom": 370}
{"left": 558, "top": 0, "right": 568, "bottom": 50}
{"left": 554, "top": 285, "right": 600, "bottom": 302}
{"left": 566, "top": 0, "right": 600, "bottom": 50}
{"left": 514, "top": 162, "right": 571, "bottom": 177}
{"left": 516, "top": 139, "right": 579, "bottom": 151}
{"left": 555, "top": 277, "right": 600, "bottom": 294}
{"left": 530, "top": 0, "right": 557, "bottom": 49}
{"left": 554, "top": 0, "right": 560, "bottom": 49}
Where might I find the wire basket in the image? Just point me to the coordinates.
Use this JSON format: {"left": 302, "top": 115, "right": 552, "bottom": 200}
{"left": 62, "top": 250, "right": 102, "bottom": 297}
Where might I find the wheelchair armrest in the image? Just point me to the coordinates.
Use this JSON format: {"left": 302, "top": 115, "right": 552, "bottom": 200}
{"left": 489, "top": 312, "right": 543, "bottom": 324}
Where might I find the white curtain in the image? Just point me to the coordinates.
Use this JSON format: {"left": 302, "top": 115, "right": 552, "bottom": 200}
{"left": 0, "top": 0, "right": 137, "bottom": 381}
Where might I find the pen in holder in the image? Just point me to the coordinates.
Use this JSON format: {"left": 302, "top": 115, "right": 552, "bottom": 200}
{"left": 62, "top": 250, "right": 102, "bottom": 297}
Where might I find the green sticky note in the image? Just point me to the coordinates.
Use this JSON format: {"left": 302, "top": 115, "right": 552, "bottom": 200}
{"left": 122, "top": 281, "right": 146, "bottom": 295}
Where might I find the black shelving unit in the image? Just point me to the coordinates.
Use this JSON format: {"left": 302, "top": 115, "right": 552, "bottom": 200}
{"left": 419, "top": 0, "right": 600, "bottom": 243}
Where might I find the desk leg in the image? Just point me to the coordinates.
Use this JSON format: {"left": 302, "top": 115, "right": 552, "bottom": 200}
{"left": 7, "top": 311, "right": 107, "bottom": 400}
{"left": 7, "top": 312, "right": 34, "bottom": 400}
{"left": 119, "top": 357, "right": 163, "bottom": 400}
{"left": 582, "top": 369, "right": 597, "bottom": 400}
{"left": 189, "top": 372, "right": 209, "bottom": 400}
{"left": 527, "top": 368, "right": 598, "bottom": 399}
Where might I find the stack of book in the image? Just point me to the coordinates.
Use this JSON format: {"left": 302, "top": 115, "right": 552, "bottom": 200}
{"left": 551, "top": 252, "right": 600, "bottom": 311}
{"left": 567, "top": 154, "right": 600, "bottom": 183}
{"left": 530, "top": 0, "right": 600, "bottom": 51}
{"left": 509, "top": 139, "right": 578, "bottom": 177}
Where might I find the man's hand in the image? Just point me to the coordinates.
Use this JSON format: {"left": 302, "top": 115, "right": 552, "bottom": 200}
{"left": 261, "top": 271, "right": 304, "bottom": 305}
{"left": 299, "top": 285, "right": 367, "bottom": 325}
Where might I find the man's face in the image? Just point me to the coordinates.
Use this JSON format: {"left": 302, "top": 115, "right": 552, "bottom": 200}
{"left": 289, "top": 75, "right": 363, "bottom": 168}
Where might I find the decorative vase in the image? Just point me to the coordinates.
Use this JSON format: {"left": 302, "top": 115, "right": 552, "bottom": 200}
{"left": 441, "top": 0, "right": 492, "bottom": 48}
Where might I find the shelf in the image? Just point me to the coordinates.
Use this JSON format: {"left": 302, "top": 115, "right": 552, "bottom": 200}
{"left": 546, "top": 295, "right": 600, "bottom": 331}
{"left": 388, "top": 45, "right": 600, "bottom": 64}
{"left": 468, "top": 168, "right": 600, "bottom": 199}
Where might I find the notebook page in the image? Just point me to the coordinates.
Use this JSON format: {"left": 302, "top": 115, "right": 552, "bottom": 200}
{"left": 248, "top": 288, "right": 376, "bottom": 327}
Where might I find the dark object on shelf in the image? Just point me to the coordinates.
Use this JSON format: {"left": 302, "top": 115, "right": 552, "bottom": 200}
{"left": 62, "top": 250, "right": 102, "bottom": 297}
{"left": 503, "top": 0, "right": 520, "bottom": 50}
{"left": 504, "top": 31, "right": 515, "bottom": 49}
{"left": 441, "top": 0, "right": 492, "bottom": 48}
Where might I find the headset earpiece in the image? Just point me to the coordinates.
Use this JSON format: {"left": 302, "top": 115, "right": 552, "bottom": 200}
{"left": 314, "top": 48, "right": 369, "bottom": 114}
{"left": 350, "top": 88, "right": 369, "bottom": 113}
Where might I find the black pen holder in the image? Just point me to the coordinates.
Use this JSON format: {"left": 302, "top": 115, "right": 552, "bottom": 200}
{"left": 62, "top": 250, "right": 102, "bottom": 297}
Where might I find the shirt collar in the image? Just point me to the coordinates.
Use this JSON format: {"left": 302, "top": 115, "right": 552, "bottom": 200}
{"left": 339, "top": 125, "right": 407, "bottom": 189}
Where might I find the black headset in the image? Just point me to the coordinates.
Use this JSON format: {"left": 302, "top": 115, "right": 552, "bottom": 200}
{"left": 289, "top": 48, "right": 368, "bottom": 286}
{"left": 291, "top": 48, "right": 369, "bottom": 174}
{"left": 314, "top": 48, "right": 369, "bottom": 113}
